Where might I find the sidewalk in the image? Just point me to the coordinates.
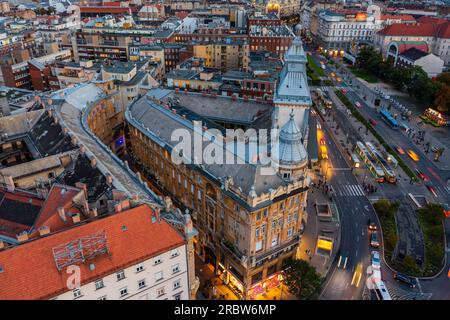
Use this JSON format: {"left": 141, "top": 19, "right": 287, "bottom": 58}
{"left": 333, "top": 58, "right": 450, "bottom": 171}
{"left": 297, "top": 168, "right": 341, "bottom": 277}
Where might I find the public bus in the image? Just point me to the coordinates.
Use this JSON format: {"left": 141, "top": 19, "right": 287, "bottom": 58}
{"left": 355, "top": 141, "right": 385, "bottom": 182}
{"left": 379, "top": 108, "right": 399, "bottom": 129}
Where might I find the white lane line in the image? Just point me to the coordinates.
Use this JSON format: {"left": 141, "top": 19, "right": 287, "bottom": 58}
{"left": 356, "top": 185, "right": 365, "bottom": 196}
{"left": 355, "top": 250, "right": 358, "bottom": 257}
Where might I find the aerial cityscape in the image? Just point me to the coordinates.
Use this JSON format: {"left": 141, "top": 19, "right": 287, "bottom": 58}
{"left": 0, "top": 0, "right": 449, "bottom": 305}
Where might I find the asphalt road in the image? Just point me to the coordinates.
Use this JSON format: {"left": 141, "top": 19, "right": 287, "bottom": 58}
{"left": 314, "top": 54, "right": 450, "bottom": 299}
{"left": 317, "top": 114, "right": 378, "bottom": 300}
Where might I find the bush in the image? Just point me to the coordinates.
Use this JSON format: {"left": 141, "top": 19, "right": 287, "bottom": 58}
{"left": 373, "top": 199, "right": 399, "bottom": 258}
{"left": 417, "top": 204, "right": 446, "bottom": 276}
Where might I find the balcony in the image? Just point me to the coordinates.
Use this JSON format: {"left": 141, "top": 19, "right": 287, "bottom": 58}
{"left": 254, "top": 235, "right": 300, "bottom": 264}
{"left": 220, "top": 239, "right": 244, "bottom": 264}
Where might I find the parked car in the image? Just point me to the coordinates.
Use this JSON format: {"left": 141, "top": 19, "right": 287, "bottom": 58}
{"left": 355, "top": 101, "right": 362, "bottom": 108}
{"left": 369, "top": 118, "right": 378, "bottom": 126}
{"left": 371, "top": 251, "right": 381, "bottom": 270}
{"left": 393, "top": 273, "right": 417, "bottom": 288}
{"left": 370, "top": 232, "right": 380, "bottom": 248}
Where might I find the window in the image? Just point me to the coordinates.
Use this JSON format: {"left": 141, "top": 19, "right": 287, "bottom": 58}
{"left": 95, "top": 279, "right": 104, "bottom": 290}
{"left": 155, "top": 271, "right": 163, "bottom": 281}
{"left": 174, "top": 293, "right": 182, "bottom": 300}
{"left": 271, "top": 236, "right": 278, "bottom": 248}
{"left": 157, "top": 287, "right": 165, "bottom": 297}
{"left": 119, "top": 287, "right": 128, "bottom": 297}
{"left": 73, "top": 288, "right": 81, "bottom": 299}
{"left": 287, "top": 227, "right": 294, "bottom": 237}
{"left": 261, "top": 224, "right": 266, "bottom": 235}
{"left": 154, "top": 255, "right": 162, "bottom": 265}
{"left": 138, "top": 279, "right": 146, "bottom": 289}
{"left": 255, "top": 227, "right": 260, "bottom": 237}
{"left": 98, "top": 295, "right": 107, "bottom": 300}
{"left": 255, "top": 240, "right": 263, "bottom": 252}
{"left": 116, "top": 270, "right": 125, "bottom": 281}
{"left": 173, "top": 279, "right": 181, "bottom": 289}
{"left": 172, "top": 264, "right": 180, "bottom": 274}
{"left": 272, "top": 220, "right": 276, "bottom": 229}
{"left": 136, "top": 264, "right": 144, "bottom": 273}
{"left": 171, "top": 249, "right": 179, "bottom": 258}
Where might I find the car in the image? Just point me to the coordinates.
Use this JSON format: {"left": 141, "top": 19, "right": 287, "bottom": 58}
{"left": 371, "top": 251, "right": 381, "bottom": 270}
{"left": 415, "top": 168, "right": 429, "bottom": 182}
{"left": 407, "top": 150, "right": 419, "bottom": 162}
{"left": 351, "top": 263, "right": 364, "bottom": 287}
{"left": 355, "top": 101, "right": 362, "bottom": 108}
{"left": 431, "top": 146, "right": 438, "bottom": 152}
{"left": 330, "top": 72, "right": 336, "bottom": 77}
{"left": 369, "top": 118, "right": 378, "bottom": 126}
{"left": 341, "top": 89, "right": 347, "bottom": 94}
{"left": 426, "top": 184, "right": 438, "bottom": 197}
{"left": 393, "top": 273, "right": 417, "bottom": 288}
{"left": 321, "top": 64, "right": 326, "bottom": 70}
{"left": 337, "top": 250, "right": 349, "bottom": 269}
{"left": 370, "top": 232, "right": 380, "bottom": 248}
{"left": 368, "top": 219, "right": 377, "bottom": 231}
{"left": 396, "top": 146, "right": 405, "bottom": 155}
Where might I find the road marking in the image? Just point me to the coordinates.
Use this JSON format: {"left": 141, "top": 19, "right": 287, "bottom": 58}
{"left": 356, "top": 235, "right": 359, "bottom": 242}
{"left": 355, "top": 250, "right": 358, "bottom": 257}
{"left": 362, "top": 230, "right": 365, "bottom": 236}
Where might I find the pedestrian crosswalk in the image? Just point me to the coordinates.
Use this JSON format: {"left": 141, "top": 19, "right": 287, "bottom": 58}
{"left": 335, "top": 184, "right": 365, "bottom": 197}
{"left": 385, "top": 283, "right": 432, "bottom": 300}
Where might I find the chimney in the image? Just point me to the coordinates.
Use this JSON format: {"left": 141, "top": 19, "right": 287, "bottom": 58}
{"left": 75, "top": 182, "right": 88, "bottom": 198}
{"left": 38, "top": 226, "right": 51, "bottom": 236}
{"left": 0, "top": 240, "right": 5, "bottom": 250}
{"left": 114, "top": 203, "right": 122, "bottom": 213}
{"left": 90, "top": 207, "right": 98, "bottom": 218}
{"left": 90, "top": 158, "right": 97, "bottom": 168}
{"left": 72, "top": 213, "right": 81, "bottom": 223}
{"left": 58, "top": 207, "right": 67, "bottom": 222}
{"left": 106, "top": 175, "right": 113, "bottom": 186}
{"left": 80, "top": 199, "right": 89, "bottom": 215}
{"left": 16, "top": 231, "right": 29, "bottom": 242}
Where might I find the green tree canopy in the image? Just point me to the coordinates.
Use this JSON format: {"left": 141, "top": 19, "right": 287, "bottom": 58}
{"left": 282, "top": 258, "right": 322, "bottom": 299}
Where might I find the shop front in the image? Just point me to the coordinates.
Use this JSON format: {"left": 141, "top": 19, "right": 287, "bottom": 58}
{"left": 248, "top": 272, "right": 284, "bottom": 300}
{"left": 217, "top": 263, "right": 244, "bottom": 299}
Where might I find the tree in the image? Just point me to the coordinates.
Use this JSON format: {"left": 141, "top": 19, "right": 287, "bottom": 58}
{"left": 401, "top": 255, "right": 421, "bottom": 275}
{"left": 282, "top": 258, "right": 322, "bottom": 299}
{"left": 433, "top": 83, "right": 450, "bottom": 113}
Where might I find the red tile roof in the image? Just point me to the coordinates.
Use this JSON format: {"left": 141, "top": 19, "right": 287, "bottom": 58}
{"left": 0, "top": 204, "right": 185, "bottom": 300}
{"left": 79, "top": 6, "right": 131, "bottom": 14}
{"left": 378, "top": 22, "right": 450, "bottom": 38}
{"left": 31, "top": 184, "right": 83, "bottom": 236}
{"left": 379, "top": 15, "right": 415, "bottom": 22}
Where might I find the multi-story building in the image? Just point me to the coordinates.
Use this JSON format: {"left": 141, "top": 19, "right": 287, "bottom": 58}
{"left": 249, "top": 25, "right": 294, "bottom": 57}
{"left": 0, "top": 49, "right": 72, "bottom": 90}
{"left": 316, "top": 9, "right": 378, "bottom": 52}
{"left": 374, "top": 17, "right": 450, "bottom": 66}
{"left": 125, "top": 38, "right": 312, "bottom": 299}
{"left": 0, "top": 204, "right": 192, "bottom": 300}
{"left": 193, "top": 40, "right": 250, "bottom": 72}
{"left": 61, "top": 27, "right": 174, "bottom": 63}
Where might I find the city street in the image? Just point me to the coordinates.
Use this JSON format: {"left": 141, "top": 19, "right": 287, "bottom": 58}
{"left": 308, "top": 50, "right": 450, "bottom": 299}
